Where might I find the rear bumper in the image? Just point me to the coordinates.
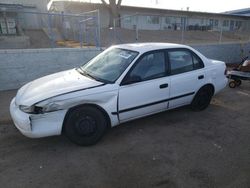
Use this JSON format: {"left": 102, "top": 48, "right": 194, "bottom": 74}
{"left": 214, "top": 77, "right": 228, "bottom": 94}
{"left": 10, "top": 98, "right": 67, "bottom": 138}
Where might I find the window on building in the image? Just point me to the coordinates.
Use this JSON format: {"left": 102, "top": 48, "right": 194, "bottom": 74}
{"left": 0, "top": 17, "right": 17, "bottom": 35}
{"left": 223, "top": 20, "right": 229, "bottom": 27}
{"left": 238, "top": 21, "right": 242, "bottom": 27}
{"left": 124, "top": 16, "right": 132, "bottom": 23}
{"left": 165, "top": 17, "right": 171, "bottom": 24}
{"left": 235, "top": 21, "right": 242, "bottom": 28}
{"left": 214, "top": 20, "right": 218, "bottom": 26}
{"left": 201, "top": 19, "right": 204, "bottom": 25}
{"left": 230, "top": 20, "right": 235, "bottom": 27}
{"left": 209, "top": 19, "right": 214, "bottom": 26}
{"left": 147, "top": 16, "right": 159, "bottom": 24}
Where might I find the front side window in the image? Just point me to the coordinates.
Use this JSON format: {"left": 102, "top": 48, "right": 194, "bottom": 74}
{"left": 80, "top": 48, "right": 138, "bottom": 83}
{"left": 127, "top": 51, "right": 166, "bottom": 82}
{"left": 168, "top": 50, "right": 204, "bottom": 75}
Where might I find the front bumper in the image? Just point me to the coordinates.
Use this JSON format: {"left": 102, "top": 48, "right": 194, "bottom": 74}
{"left": 10, "top": 98, "right": 67, "bottom": 138}
{"left": 10, "top": 98, "right": 33, "bottom": 137}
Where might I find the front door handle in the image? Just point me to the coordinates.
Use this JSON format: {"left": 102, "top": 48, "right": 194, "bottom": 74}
{"left": 159, "top": 83, "right": 168, "bottom": 89}
{"left": 198, "top": 75, "right": 204, "bottom": 80}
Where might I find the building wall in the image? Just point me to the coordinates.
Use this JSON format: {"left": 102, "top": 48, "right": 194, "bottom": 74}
{"left": 120, "top": 12, "right": 247, "bottom": 32}
{"left": 49, "top": 2, "right": 250, "bottom": 32}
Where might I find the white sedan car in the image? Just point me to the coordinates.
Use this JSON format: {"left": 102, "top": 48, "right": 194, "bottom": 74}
{"left": 10, "top": 43, "right": 227, "bottom": 145}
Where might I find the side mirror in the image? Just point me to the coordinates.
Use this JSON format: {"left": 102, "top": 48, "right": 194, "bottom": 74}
{"left": 121, "top": 75, "right": 142, "bottom": 85}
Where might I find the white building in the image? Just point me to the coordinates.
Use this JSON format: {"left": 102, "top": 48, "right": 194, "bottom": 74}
{"left": 48, "top": 1, "right": 250, "bottom": 32}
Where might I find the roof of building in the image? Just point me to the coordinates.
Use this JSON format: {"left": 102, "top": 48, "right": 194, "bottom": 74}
{"left": 224, "top": 8, "right": 250, "bottom": 16}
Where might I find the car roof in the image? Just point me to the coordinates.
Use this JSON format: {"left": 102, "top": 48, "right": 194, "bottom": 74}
{"left": 113, "top": 43, "right": 190, "bottom": 53}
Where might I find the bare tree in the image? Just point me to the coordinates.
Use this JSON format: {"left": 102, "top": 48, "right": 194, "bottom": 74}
{"left": 100, "top": 0, "right": 122, "bottom": 27}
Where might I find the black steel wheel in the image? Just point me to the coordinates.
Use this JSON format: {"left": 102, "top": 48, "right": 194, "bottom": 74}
{"left": 64, "top": 106, "right": 107, "bottom": 146}
{"left": 191, "top": 86, "right": 213, "bottom": 111}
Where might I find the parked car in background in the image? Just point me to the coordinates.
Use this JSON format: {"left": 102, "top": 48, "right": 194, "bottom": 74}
{"left": 10, "top": 43, "right": 227, "bottom": 145}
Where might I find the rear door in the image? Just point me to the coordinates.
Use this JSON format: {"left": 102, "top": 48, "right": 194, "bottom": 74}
{"left": 167, "top": 48, "right": 205, "bottom": 108}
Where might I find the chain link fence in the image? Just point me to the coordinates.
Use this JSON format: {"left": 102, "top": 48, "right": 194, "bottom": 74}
{"left": 0, "top": 9, "right": 101, "bottom": 49}
{"left": 108, "top": 13, "right": 250, "bottom": 46}
{"left": 1, "top": 8, "right": 250, "bottom": 49}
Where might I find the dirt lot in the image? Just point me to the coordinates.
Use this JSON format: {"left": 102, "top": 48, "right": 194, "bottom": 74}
{"left": 0, "top": 85, "right": 249, "bottom": 188}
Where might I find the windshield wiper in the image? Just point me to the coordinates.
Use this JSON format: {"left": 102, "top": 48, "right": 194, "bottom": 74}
{"left": 77, "top": 68, "right": 95, "bottom": 79}
{"left": 77, "top": 67, "right": 110, "bottom": 84}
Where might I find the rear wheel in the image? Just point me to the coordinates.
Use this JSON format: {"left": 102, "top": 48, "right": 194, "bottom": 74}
{"left": 64, "top": 106, "right": 107, "bottom": 146}
{"left": 191, "top": 86, "right": 213, "bottom": 111}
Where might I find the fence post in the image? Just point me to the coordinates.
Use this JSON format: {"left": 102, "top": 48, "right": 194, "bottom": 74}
{"left": 61, "top": 11, "right": 65, "bottom": 40}
{"left": 181, "top": 17, "right": 185, "bottom": 44}
{"left": 94, "top": 16, "right": 99, "bottom": 48}
{"left": 48, "top": 12, "right": 55, "bottom": 48}
{"left": 86, "top": 23, "right": 89, "bottom": 46}
{"left": 79, "top": 22, "right": 83, "bottom": 48}
{"left": 135, "top": 13, "right": 139, "bottom": 41}
{"left": 113, "top": 18, "right": 116, "bottom": 44}
{"left": 97, "top": 9, "right": 101, "bottom": 48}
{"left": 219, "top": 26, "right": 223, "bottom": 43}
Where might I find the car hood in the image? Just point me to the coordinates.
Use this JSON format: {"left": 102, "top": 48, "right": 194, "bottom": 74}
{"left": 15, "top": 69, "right": 103, "bottom": 106}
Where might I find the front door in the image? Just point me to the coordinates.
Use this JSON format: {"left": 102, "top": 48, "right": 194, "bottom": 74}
{"left": 118, "top": 50, "right": 170, "bottom": 122}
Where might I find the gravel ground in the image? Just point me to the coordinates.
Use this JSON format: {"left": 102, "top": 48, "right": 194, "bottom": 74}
{"left": 0, "top": 85, "right": 249, "bottom": 188}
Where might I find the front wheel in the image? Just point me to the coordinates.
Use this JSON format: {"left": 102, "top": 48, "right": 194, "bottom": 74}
{"left": 191, "top": 86, "right": 213, "bottom": 111}
{"left": 63, "top": 106, "right": 107, "bottom": 146}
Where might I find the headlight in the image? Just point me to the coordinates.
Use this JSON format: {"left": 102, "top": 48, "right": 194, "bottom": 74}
{"left": 20, "top": 102, "right": 63, "bottom": 114}
{"left": 19, "top": 105, "right": 43, "bottom": 114}
{"left": 19, "top": 105, "right": 35, "bottom": 113}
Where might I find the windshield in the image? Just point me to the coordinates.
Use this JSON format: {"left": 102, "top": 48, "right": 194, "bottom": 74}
{"left": 79, "top": 48, "right": 139, "bottom": 83}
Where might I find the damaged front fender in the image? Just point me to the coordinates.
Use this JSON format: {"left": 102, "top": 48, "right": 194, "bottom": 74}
{"left": 35, "top": 86, "right": 120, "bottom": 127}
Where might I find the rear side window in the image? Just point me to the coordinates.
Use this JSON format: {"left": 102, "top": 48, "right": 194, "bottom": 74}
{"left": 168, "top": 49, "right": 204, "bottom": 75}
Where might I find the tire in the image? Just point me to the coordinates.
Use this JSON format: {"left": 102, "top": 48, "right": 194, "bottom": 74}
{"left": 191, "top": 86, "right": 213, "bottom": 111}
{"left": 229, "top": 81, "right": 236, "bottom": 88}
{"left": 235, "top": 79, "right": 241, "bottom": 86}
{"left": 63, "top": 106, "right": 107, "bottom": 146}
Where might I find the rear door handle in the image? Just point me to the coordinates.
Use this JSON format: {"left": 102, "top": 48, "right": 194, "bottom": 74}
{"left": 198, "top": 75, "right": 204, "bottom": 80}
{"left": 159, "top": 83, "right": 168, "bottom": 89}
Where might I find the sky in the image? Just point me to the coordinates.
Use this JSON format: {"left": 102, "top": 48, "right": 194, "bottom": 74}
{"left": 91, "top": 0, "right": 250, "bottom": 13}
